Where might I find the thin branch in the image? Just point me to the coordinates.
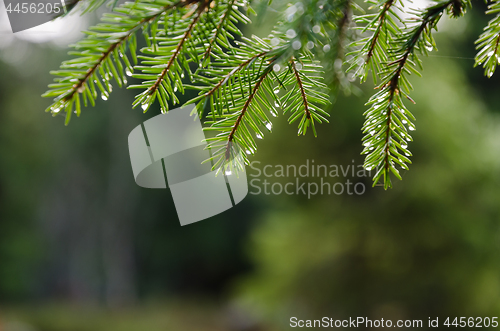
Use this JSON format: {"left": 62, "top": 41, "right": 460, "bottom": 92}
{"left": 290, "top": 58, "right": 311, "bottom": 120}
{"left": 492, "top": 33, "right": 500, "bottom": 59}
{"left": 202, "top": 0, "right": 236, "bottom": 61}
{"left": 227, "top": 66, "right": 272, "bottom": 144}
{"left": 366, "top": 0, "right": 394, "bottom": 63}
{"left": 204, "top": 50, "right": 270, "bottom": 97}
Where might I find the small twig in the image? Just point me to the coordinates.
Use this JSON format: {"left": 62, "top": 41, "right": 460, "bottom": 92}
{"left": 202, "top": 0, "right": 236, "bottom": 62}
{"left": 366, "top": 0, "right": 394, "bottom": 63}
{"left": 226, "top": 64, "right": 273, "bottom": 149}
{"left": 204, "top": 51, "right": 270, "bottom": 97}
{"left": 290, "top": 57, "right": 311, "bottom": 120}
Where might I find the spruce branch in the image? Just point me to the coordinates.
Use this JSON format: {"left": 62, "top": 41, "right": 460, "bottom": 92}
{"left": 191, "top": 33, "right": 330, "bottom": 170}
{"left": 43, "top": 0, "right": 196, "bottom": 124}
{"left": 129, "top": 0, "right": 251, "bottom": 112}
{"left": 194, "top": 37, "right": 284, "bottom": 169}
{"left": 285, "top": 57, "right": 330, "bottom": 136}
{"left": 43, "top": 0, "right": 495, "bottom": 190}
{"left": 201, "top": 0, "right": 251, "bottom": 65}
{"left": 132, "top": 0, "right": 211, "bottom": 112}
{"left": 319, "top": 0, "right": 356, "bottom": 93}
{"left": 202, "top": 0, "right": 235, "bottom": 63}
{"left": 347, "top": 0, "right": 402, "bottom": 83}
{"left": 365, "top": 0, "right": 394, "bottom": 63}
{"left": 362, "top": 0, "right": 469, "bottom": 189}
{"left": 204, "top": 51, "right": 270, "bottom": 96}
{"left": 475, "top": 0, "right": 500, "bottom": 77}
{"left": 227, "top": 64, "right": 272, "bottom": 143}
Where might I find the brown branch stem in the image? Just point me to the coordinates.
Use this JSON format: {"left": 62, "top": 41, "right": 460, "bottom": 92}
{"left": 290, "top": 58, "right": 311, "bottom": 120}
{"left": 227, "top": 67, "right": 271, "bottom": 144}
{"left": 202, "top": 0, "right": 236, "bottom": 61}
{"left": 366, "top": 0, "right": 394, "bottom": 63}
{"left": 204, "top": 51, "right": 269, "bottom": 97}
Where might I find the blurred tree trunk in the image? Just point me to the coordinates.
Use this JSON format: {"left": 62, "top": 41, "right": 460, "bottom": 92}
{"left": 101, "top": 112, "right": 138, "bottom": 307}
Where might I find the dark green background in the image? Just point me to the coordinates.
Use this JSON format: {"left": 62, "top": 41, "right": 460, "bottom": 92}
{"left": 1, "top": 2, "right": 500, "bottom": 330}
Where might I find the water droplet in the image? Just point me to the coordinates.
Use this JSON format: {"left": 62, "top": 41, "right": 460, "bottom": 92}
{"left": 274, "top": 102, "right": 280, "bottom": 108}
{"left": 295, "top": 63, "right": 303, "bottom": 70}
{"left": 285, "top": 4, "right": 297, "bottom": 16}
{"left": 401, "top": 144, "right": 408, "bottom": 149}
{"left": 273, "top": 64, "right": 281, "bottom": 72}
{"left": 363, "top": 142, "right": 371, "bottom": 147}
{"left": 402, "top": 120, "right": 407, "bottom": 124}
{"left": 286, "top": 29, "right": 297, "bottom": 39}
{"left": 266, "top": 122, "right": 272, "bottom": 131}
{"left": 101, "top": 93, "right": 108, "bottom": 101}
{"left": 141, "top": 103, "right": 148, "bottom": 111}
{"left": 292, "top": 40, "right": 302, "bottom": 50}
{"left": 271, "top": 38, "right": 280, "bottom": 46}
{"left": 225, "top": 170, "right": 232, "bottom": 176}
{"left": 370, "top": 130, "right": 375, "bottom": 136}
{"left": 312, "top": 25, "right": 321, "bottom": 33}
{"left": 174, "top": 86, "right": 178, "bottom": 92}
{"left": 125, "top": 68, "right": 133, "bottom": 77}
{"left": 246, "top": 150, "right": 252, "bottom": 155}
{"left": 334, "top": 58, "right": 342, "bottom": 70}
{"left": 405, "top": 152, "right": 411, "bottom": 156}
{"left": 409, "top": 125, "right": 416, "bottom": 131}
{"left": 274, "top": 88, "right": 280, "bottom": 94}
{"left": 323, "top": 44, "right": 331, "bottom": 52}
{"left": 256, "top": 134, "right": 263, "bottom": 139}
{"left": 181, "top": 73, "right": 185, "bottom": 78}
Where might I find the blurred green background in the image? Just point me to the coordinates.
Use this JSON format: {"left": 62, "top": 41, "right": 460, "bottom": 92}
{"left": 1, "top": 1, "right": 500, "bottom": 330}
